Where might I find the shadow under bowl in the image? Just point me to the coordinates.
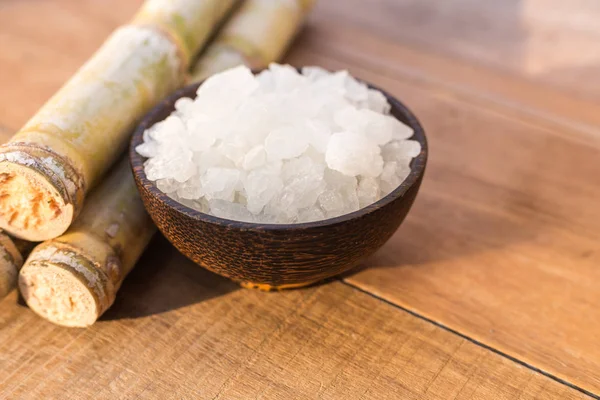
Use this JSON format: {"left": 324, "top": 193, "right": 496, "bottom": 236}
{"left": 129, "top": 80, "right": 428, "bottom": 290}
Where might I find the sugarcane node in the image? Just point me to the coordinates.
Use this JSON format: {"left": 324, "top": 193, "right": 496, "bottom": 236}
{"left": 110, "top": 241, "right": 124, "bottom": 260}
{"left": 131, "top": 22, "right": 191, "bottom": 72}
{"left": 0, "top": 144, "right": 85, "bottom": 241}
{"left": 106, "top": 255, "right": 122, "bottom": 286}
{"left": 298, "top": 0, "right": 317, "bottom": 12}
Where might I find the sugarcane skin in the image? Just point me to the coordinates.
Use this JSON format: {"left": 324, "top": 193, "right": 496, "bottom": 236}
{"left": 11, "top": 25, "right": 182, "bottom": 188}
{"left": 68, "top": 157, "right": 157, "bottom": 277}
{"left": 219, "top": 0, "right": 304, "bottom": 63}
{"left": 0, "top": 25, "right": 181, "bottom": 241}
{"left": 0, "top": 232, "right": 23, "bottom": 298}
{"left": 190, "top": 0, "right": 313, "bottom": 82}
{"left": 298, "top": 0, "right": 318, "bottom": 11}
{"left": 133, "top": 0, "right": 240, "bottom": 67}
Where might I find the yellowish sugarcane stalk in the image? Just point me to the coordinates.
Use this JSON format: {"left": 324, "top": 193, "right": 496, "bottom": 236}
{"left": 19, "top": 158, "right": 155, "bottom": 327}
{"left": 190, "top": 0, "right": 316, "bottom": 82}
{"left": 132, "top": 0, "right": 240, "bottom": 67}
{"left": 0, "top": 232, "right": 34, "bottom": 298}
{"left": 0, "top": 0, "right": 238, "bottom": 242}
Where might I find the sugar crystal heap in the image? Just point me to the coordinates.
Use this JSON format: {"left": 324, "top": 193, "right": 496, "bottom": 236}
{"left": 137, "top": 64, "right": 421, "bottom": 223}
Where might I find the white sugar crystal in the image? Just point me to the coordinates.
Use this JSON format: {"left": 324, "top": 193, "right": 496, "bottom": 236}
{"left": 318, "top": 169, "right": 359, "bottom": 218}
{"left": 319, "top": 70, "right": 348, "bottom": 94}
{"left": 402, "top": 139, "right": 422, "bottom": 157}
{"left": 334, "top": 106, "right": 393, "bottom": 145}
{"left": 382, "top": 140, "right": 421, "bottom": 163}
{"left": 193, "top": 148, "right": 233, "bottom": 172}
{"left": 155, "top": 178, "right": 179, "bottom": 194}
{"left": 209, "top": 199, "right": 255, "bottom": 222}
{"left": 176, "top": 175, "right": 203, "bottom": 200}
{"left": 357, "top": 177, "right": 380, "bottom": 207}
{"left": 169, "top": 193, "right": 208, "bottom": 211}
{"left": 305, "top": 120, "right": 331, "bottom": 153}
{"left": 396, "top": 163, "right": 411, "bottom": 183}
{"left": 242, "top": 145, "right": 267, "bottom": 170}
{"left": 278, "top": 156, "right": 326, "bottom": 211}
{"left": 333, "top": 106, "right": 363, "bottom": 131}
{"left": 297, "top": 206, "right": 326, "bottom": 223}
{"left": 148, "top": 116, "right": 186, "bottom": 142}
{"left": 391, "top": 118, "right": 414, "bottom": 140}
{"left": 200, "top": 168, "right": 240, "bottom": 201}
{"left": 302, "top": 66, "right": 329, "bottom": 81}
{"left": 185, "top": 118, "right": 218, "bottom": 151}
{"left": 265, "top": 125, "right": 309, "bottom": 160}
{"left": 174, "top": 97, "right": 194, "bottom": 118}
{"left": 344, "top": 75, "right": 369, "bottom": 104}
{"left": 326, "top": 131, "right": 383, "bottom": 177}
{"left": 135, "top": 140, "right": 159, "bottom": 158}
{"left": 318, "top": 187, "right": 359, "bottom": 218}
{"left": 138, "top": 64, "right": 420, "bottom": 223}
{"left": 195, "top": 66, "right": 258, "bottom": 115}
{"left": 363, "top": 110, "right": 394, "bottom": 145}
{"left": 144, "top": 145, "right": 195, "bottom": 182}
{"left": 218, "top": 137, "right": 251, "bottom": 165}
{"left": 324, "top": 168, "right": 356, "bottom": 189}
{"left": 367, "top": 89, "right": 391, "bottom": 114}
{"left": 244, "top": 166, "right": 283, "bottom": 214}
{"left": 268, "top": 63, "right": 307, "bottom": 91}
{"left": 380, "top": 162, "right": 402, "bottom": 195}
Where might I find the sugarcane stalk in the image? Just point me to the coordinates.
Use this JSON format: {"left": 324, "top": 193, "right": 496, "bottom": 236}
{"left": 0, "top": 232, "right": 34, "bottom": 298}
{"left": 0, "top": 0, "right": 238, "bottom": 242}
{"left": 297, "top": 0, "right": 318, "bottom": 11}
{"left": 133, "top": 0, "right": 239, "bottom": 67}
{"left": 19, "top": 157, "right": 155, "bottom": 327}
{"left": 190, "top": 0, "right": 316, "bottom": 82}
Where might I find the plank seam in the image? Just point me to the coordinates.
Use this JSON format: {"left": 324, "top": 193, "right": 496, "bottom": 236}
{"left": 340, "top": 279, "right": 600, "bottom": 399}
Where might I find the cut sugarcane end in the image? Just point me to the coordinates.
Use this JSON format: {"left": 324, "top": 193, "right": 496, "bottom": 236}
{"left": 19, "top": 237, "right": 119, "bottom": 327}
{"left": 0, "top": 156, "right": 79, "bottom": 241}
{"left": 19, "top": 261, "right": 99, "bottom": 327}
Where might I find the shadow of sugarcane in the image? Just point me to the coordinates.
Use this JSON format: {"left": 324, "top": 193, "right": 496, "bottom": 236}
{"left": 102, "top": 234, "right": 239, "bottom": 321}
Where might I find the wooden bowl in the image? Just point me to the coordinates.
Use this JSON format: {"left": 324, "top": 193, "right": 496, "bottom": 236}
{"left": 129, "top": 81, "right": 427, "bottom": 290}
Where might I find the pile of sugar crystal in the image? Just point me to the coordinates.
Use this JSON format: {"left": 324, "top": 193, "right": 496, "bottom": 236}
{"left": 137, "top": 64, "right": 421, "bottom": 223}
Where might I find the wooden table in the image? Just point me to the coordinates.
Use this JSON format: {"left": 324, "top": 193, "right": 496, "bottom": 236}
{"left": 1, "top": 0, "right": 599, "bottom": 398}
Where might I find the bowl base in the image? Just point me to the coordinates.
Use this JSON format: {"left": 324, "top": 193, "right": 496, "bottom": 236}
{"left": 239, "top": 280, "right": 319, "bottom": 292}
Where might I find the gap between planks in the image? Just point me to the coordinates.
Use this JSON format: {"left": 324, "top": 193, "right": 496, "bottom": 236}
{"left": 339, "top": 279, "right": 600, "bottom": 400}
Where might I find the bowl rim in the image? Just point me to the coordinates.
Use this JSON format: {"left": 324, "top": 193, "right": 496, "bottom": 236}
{"left": 129, "top": 73, "right": 428, "bottom": 231}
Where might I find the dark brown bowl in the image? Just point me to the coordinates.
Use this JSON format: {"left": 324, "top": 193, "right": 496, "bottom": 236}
{"left": 129, "top": 81, "right": 427, "bottom": 290}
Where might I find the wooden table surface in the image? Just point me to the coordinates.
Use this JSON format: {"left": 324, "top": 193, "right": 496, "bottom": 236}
{"left": 1, "top": 0, "right": 599, "bottom": 399}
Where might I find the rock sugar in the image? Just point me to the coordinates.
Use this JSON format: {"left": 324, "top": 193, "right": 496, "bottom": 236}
{"left": 137, "top": 64, "right": 421, "bottom": 223}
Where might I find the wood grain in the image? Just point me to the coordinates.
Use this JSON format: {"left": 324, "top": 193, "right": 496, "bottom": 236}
{"left": 309, "top": 0, "right": 600, "bottom": 141}
{"left": 0, "top": 242, "right": 591, "bottom": 399}
{"left": 314, "top": 0, "right": 600, "bottom": 102}
{"left": 0, "top": 0, "right": 599, "bottom": 398}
